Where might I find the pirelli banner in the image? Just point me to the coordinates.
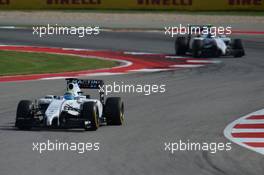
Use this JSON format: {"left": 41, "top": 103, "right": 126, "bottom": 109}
{"left": 0, "top": 0, "right": 264, "bottom": 10}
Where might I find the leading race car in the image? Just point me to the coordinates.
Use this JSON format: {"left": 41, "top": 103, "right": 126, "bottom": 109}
{"left": 175, "top": 25, "right": 245, "bottom": 58}
{"left": 15, "top": 78, "right": 124, "bottom": 131}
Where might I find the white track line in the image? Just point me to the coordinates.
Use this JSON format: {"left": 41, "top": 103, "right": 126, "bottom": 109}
{"left": 123, "top": 51, "right": 161, "bottom": 55}
{"left": 60, "top": 48, "right": 133, "bottom": 69}
{"left": 0, "top": 26, "right": 15, "bottom": 29}
{"left": 165, "top": 56, "right": 188, "bottom": 59}
{"left": 187, "top": 60, "right": 222, "bottom": 64}
{"left": 171, "top": 64, "right": 204, "bottom": 68}
{"left": 79, "top": 72, "right": 125, "bottom": 77}
{"left": 129, "top": 68, "right": 171, "bottom": 73}
{"left": 231, "top": 138, "right": 264, "bottom": 142}
{"left": 41, "top": 77, "right": 69, "bottom": 80}
{"left": 62, "top": 48, "right": 95, "bottom": 51}
{"left": 238, "top": 120, "right": 264, "bottom": 124}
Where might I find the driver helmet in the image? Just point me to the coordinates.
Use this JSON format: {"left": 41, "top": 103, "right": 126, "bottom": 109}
{"left": 64, "top": 92, "right": 74, "bottom": 100}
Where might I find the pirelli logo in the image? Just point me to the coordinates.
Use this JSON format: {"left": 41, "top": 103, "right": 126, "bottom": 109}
{"left": 0, "top": 0, "right": 9, "bottom": 5}
{"left": 46, "top": 0, "right": 101, "bottom": 5}
{"left": 137, "top": 0, "right": 192, "bottom": 5}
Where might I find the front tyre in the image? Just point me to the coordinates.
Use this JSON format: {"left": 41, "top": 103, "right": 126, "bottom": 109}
{"left": 15, "top": 100, "right": 34, "bottom": 130}
{"left": 175, "top": 37, "right": 188, "bottom": 56}
{"left": 192, "top": 40, "right": 203, "bottom": 58}
{"left": 232, "top": 39, "right": 245, "bottom": 58}
{"left": 105, "top": 97, "right": 124, "bottom": 125}
{"left": 81, "top": 102, "right": 99, "bottom": 131}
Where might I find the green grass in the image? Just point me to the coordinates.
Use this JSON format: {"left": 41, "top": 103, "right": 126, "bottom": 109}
{"left": 0, "top": 50, "right": 117, "bottom": 76}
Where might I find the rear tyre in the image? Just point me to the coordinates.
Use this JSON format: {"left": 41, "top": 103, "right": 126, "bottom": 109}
{"left": 81, "top": 102, "right": 99, "bottom": 131}
{"left": 232, "top": 39, "right": 245, "bottom": 58}
{"left": 15, "top": 100, "right": 34, "bottom": 130}
{"left": 105, "top": 97, "right": 124, "bottom": 125}
{"left": 192, "top": 40, "right": 203, "bottom": 58}
{"left": 175, "top": 37, "right": 188, "bottom": 56}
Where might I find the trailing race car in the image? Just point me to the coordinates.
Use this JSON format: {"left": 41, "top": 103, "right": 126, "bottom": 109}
{"left": 15, "top": 78, "right": 124, "bottom": 131}
{"left": 175, "top": 25, "right": 245, "bottom": 58}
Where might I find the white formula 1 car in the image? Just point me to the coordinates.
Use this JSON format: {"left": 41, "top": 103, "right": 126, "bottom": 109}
{"left": 175, "top": 25, "right": 245, "bottom": 58}
{"left": 15, "top": 78, "right": 124, "bottom": 131}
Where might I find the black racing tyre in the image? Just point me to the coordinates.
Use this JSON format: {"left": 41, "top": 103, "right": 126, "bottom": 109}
{"left": 104, "top": 97, "right": 124, "bottom": 125}
{"left": 175, "top": 36, "right": 188, "bottom": 56}
{"left": 232, "top": 39, "right": 245, "bottom": 58}
{"left": 192, "top": 39, "right": 203, "bottom": 58}
{"left": 81, "top": 102, "right": 99, "bottom": 131}
{"left": 59, "top": 111, "right": 68, "bottom": 129}
{"left": 215, "top": 49, "right": 222, "bottom": 58}
{"left": 15, "top": 100, "right": 34, "bottom": 130}
{"left": 232, "top": 39, "right": 243, "bottom": 49}
{"left": 211, "top": 41, "right": 221, "bottom": 58}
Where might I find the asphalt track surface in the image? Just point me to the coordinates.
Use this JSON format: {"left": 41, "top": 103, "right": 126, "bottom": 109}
{"left": 0, "top": 28, "right": 264, "bottom": 175}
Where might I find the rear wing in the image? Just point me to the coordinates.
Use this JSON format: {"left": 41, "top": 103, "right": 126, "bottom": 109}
{"left": 66, "top": 78, "right": 104, "bottom": 89}
{"left": 66, "top": 78, "right": 105, "bottom": 103}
